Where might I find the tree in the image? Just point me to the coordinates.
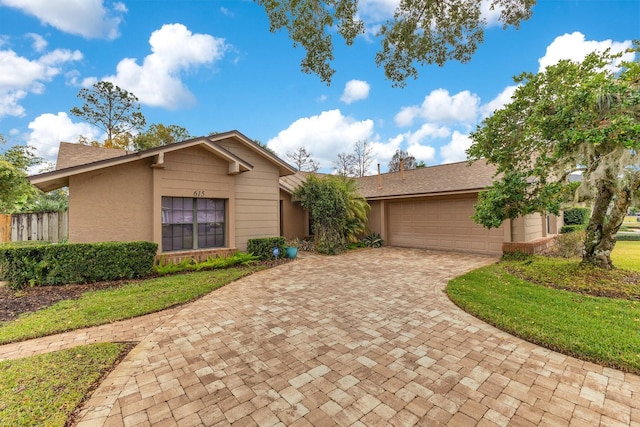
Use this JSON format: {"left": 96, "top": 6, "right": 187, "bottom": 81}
{"left": 133, "top": 124, "right": 192, "bottom": 151}
{"left": 293, "top": 175, "right": 370, "bottom": 253}
{"left": 388, "top": 149, "right": 417, "bottom": 172}
{"left": 468, "top": 47, "right": 640, "bottom": 269}
{"left": 353, "top": 139, "right": 375, "bottom": 177}
{"left": 71, "top": 81, "right": 146, "bottom": 149}
{"left": 333, "top": 152, "right": 356, "bottom": 176}
{"left": 0, "top": 137, "right": 40, "bottom": 213}
{"left": 286, "top": 147, "right": 320, "bottom": 172}
{"left": 257, "top": 0, "right": 534, "bottom": 86}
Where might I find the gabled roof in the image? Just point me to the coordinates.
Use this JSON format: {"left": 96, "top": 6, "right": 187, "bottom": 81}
{"left": 29, "top": 130, "right": 296, "bottom": 193}
{"left": 356, "top": 159, "right": 497, "bottom": 200}
{"left": 279, "top": 159, "right": 497, "bottom": 199}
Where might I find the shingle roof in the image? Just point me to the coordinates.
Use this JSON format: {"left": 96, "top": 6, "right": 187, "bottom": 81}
{"left": 279, "top": 171, "right": 314, "bottom": 193}
{"left": 357, "top": 159, "right": 497, "bottom": 199}
{"left": 55, "top": 142, "right": 127, "bottom": 170}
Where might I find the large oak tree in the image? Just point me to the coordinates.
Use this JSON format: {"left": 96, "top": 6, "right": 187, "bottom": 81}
{"left": 468, "top": 46, "right": 640, "bottom": 269}
{"left": 257, "top": 0, "right": 535, "bottom": 85}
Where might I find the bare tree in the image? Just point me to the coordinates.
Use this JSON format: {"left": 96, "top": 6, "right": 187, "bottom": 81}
{"left": 333, "top": 152, "right": 356, "bottom": 176}
{"left": 353, "top": 139, "right": 375, "bottom": 177}
{"left": 287, "top": 147, "right": 320, "bottom": 172}
{"left": 388, "top": 149, "right": 417, "bottom": 172}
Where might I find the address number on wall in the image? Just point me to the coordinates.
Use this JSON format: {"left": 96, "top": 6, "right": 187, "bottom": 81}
{"left": 193, "top": 190, "right": 205, "bottom": 197}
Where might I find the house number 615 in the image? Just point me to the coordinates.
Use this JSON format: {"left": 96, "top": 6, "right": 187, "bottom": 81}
{"left": 193, "top": 190, "right": 205, "bottom": 197}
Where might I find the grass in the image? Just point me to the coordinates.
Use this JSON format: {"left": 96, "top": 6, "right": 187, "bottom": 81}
{"left": 0, "top": 266, "right": 263, "bottom": 344}
{"left": 0, "top": 342, "right": 128, "bottom": 426}
{"left": 612, "top": 241, "right": 640, "bottom": 271}
{"left": 447, "top": 250, "right": 640, "bottom": 374}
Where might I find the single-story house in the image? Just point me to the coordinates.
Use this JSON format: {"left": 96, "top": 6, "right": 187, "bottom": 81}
{"left": 279, "top": 161, "right": 561, "bottom": 256}
{"left": 29, "top": 131, "right": 296, "bottom": 262}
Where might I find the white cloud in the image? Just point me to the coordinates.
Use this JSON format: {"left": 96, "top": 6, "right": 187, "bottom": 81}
{"left": 538, "top": 32, "right": 634, "bottom": 72}
{"left": 407, "top": 142, "right": 436, "bottom": 164}
{"left": 100, "top": 24, "right": 227, "bottom": 109}
{"left": 0, "top": 0, "right": 126, "bottom": 39}
{"left": 440, "top": 131, "right": 472, "bottom": 164}
{"left": 267, "top": 109, "right": 374, "bottom": 167}
{"left": 480, "top": 85, "right": 517, "bottom": 118}
{"left": 359, "top": 0, "right": 398, "bottom": 22}
{"left": 0, "top": 48, "right": 82, "bottom": 118}
{"left": 26, "top": 33, "right": 47, "bottom": 52}
{"left": 220, "top": 6, "right": 234, "bottom": 17}
{"left": 395, "top": 89, "right": 479, "bottom": 127}
{"left": 341, "top": 79, "right": 371, "bottom": 104}
{"left": 26, "top": 112, "right": 104, "bottom": 162}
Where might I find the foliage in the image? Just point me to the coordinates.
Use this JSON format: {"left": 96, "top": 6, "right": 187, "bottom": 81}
{"left": 563, "top": 207, "right": 591, "bottom": 226}
{"left": 550, "top": 229, "right": 585, "bottom": 258}
{"left": 257, "top": 0, "right": 534, "bottom": 86}
{"left": 286, "top": 147, "right": 320, "bottom": 172}
{"left": 132, "top": 123, "right": 192, "bottom": 151}
{"left": 560, "top": 224, "right": 587, "bottom": 234}
{"left": 293, "top": 175, "right": 370, "bottom": 254}
{"left": 154, "top": 252, "right": 259, "bottom": 275}
{"left": 70, "top": 81, "right": 146, "bottom": 148}
{"left": 17, "top": 188, "right": 68, "bottom": 213}
{"left": 247, "top": 237, "right": 286, "bottom": 260}
{"left": 388, "top": 149, "right": 417, "bottom": 172}
{"left": 333, "top": 152, "right": 357, "bottom": 176}
{"left": 362, "top": 232, "right": 383, "bottom": 248}
{"left": 0, "top": 343, "right": 127, "bottom": 426}
{"left": 0, "top": 241, "right": 157, "bottom": 289}
{"left": 468, "top": 46, "right": 640, "bottom": 269}
{"left": 0, "top": 267, "right": 261, "bottom": 344}
{"left": 285, "top": 238, "right": 300, "bottom": 248}
{"left": 0, "top": 139, "right": 41, "bottom": 213}
{"left": 447, "top": 261, "right": 640, "bottom": 374}
{"left": 617, "top": 233, "right": 640, "bottom": 241}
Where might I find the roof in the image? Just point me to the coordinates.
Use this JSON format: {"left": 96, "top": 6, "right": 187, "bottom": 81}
{"left": 279, "top": 160, "right": 497, "bottom": 199}
{"left": 30, "top": 130, "right": 296, "bottom": 193}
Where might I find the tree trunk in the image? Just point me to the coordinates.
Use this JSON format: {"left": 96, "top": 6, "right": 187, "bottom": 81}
{"left": 582, "top": 179, "right": 634, "bottom": 269}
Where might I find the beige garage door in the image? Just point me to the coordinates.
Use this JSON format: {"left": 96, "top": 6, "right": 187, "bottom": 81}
{"left": 388, "top": 195, "right": 504, "bottom": 255}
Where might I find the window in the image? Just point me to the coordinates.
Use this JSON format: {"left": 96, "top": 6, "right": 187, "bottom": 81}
{"left": 162, "top": 197, "right": 225, "bottom": 251}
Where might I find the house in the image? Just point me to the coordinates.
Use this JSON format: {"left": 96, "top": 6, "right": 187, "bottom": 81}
{"left": 279, "top": 161, "right": 561, "bottom": 256}
{"left": 29, "top": 131, "right": 296, "bottom": 262}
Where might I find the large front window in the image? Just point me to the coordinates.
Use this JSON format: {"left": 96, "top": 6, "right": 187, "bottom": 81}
{"left": 162, "top": 197, "right": 225, "bottom": 251}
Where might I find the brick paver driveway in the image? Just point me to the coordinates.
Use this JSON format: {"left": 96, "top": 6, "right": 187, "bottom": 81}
{"left": 69, "top": 248, "right": 639, "bottom": 426}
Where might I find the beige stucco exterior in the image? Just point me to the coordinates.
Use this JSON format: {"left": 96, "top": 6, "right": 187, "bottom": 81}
{"left": 279, "top": 189, "right": 307, "bottom": 239}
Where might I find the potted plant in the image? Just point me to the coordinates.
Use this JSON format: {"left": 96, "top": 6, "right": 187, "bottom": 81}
{"left": 285, "top": 238, "right": 299, "bottom": 259}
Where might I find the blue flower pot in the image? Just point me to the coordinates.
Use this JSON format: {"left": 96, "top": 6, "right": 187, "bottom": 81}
{"left": 285, "top": 246, "right": 298, "bottom": 259}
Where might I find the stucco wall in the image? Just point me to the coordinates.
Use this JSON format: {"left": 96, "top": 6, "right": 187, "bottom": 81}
{"left": 153, "top": 145, "right": 236, "bottom": 252}
{"left": 69, "top": 158, "right": 153, "bottom": 243}
{"left": 218, "top": 140, "right": 281, "bottom": 251}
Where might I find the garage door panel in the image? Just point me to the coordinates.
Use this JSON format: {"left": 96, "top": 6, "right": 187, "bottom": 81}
{"left": 388, "top": 197, "right": 504, "bottom": 255}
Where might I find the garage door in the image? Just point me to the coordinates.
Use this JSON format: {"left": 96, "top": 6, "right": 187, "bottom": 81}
{"left": 387, "top": 195, "right": 504, "bottom": 255}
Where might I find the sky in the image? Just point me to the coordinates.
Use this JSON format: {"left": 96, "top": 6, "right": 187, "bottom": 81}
{"left": 0, "top": 0, "right": 638, "bottom": 174}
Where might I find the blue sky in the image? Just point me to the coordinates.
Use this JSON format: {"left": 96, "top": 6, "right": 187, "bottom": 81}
{"left": 0, "top": 0, "right": 638, "bottom": 174}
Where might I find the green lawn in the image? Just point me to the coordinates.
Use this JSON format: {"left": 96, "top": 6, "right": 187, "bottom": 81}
{"left": 447, "top": 247, "right": 640, "bottom": 374}
{"left": 0, "top": 343, "right": 128, "bottom": 426}
{"left": 0, "top": 266, "right": 263, "bottom": 344}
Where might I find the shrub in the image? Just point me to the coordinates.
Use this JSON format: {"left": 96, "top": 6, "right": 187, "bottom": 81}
{"left": 550, "top": 230, "right": 586, "bottom": 258}
{"left": 154, "top": 252, "right": 259, "bottom": 275}
{"left": 0, "top": 241, "right": 157, "bottom": 289}
{"left": 362, "top": 232, "right": 383, "bottom": 248}
{"left": 617, "top": 233, "right": 640, "bottom": 241}
{"left": 560, "top": 224, "right": 587, "bottom": 234}
{"left": 501, "top": 251, "right": 532, "bottom": 261}
{"left": 563, "top": 207, "right": 590, "bottom": 225}
{"left": 247, "top": 237, "right": 286, "bottom": 260}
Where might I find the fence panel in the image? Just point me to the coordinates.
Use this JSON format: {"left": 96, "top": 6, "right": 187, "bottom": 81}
{"left": 10, "top": 211, "right": 68, "bottom": 243}
{"left": 0, "top": 214, "right": 10, "bottom": 243}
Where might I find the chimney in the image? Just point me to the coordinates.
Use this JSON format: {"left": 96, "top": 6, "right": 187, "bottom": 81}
{"left": 377, "top": 163, "right": 382, "bottom": 189}
{"left": 400, "top": 158, "right": 405, "bottom": 181}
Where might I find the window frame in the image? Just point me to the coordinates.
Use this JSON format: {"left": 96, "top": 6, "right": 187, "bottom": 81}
{"left": 161, "top": 196, "right": 226, "bottom": 252}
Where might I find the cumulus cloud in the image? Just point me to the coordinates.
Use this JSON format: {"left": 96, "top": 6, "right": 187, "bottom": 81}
{"left": 26, "top": 112, "right": 104, "bottom": 162}
{"left": 0, "top": 0, "right": 126, "bottom": 39}
{"left": 440, "top": 131, "right": 472, "bottom": 164}
{"left": 99, "top": 24, "right": 227, "bottom": 109}
{"left": 394, "top": 88, "right": 479, "bottom": 126}
{"left": 267, "top": 109, "right": 374, "bottom": 168}
{"left": 0, "top": 47, "right": 82, "bottom": 118}
{"left": 341, "top": 79, "right": 371, "bottom": 104}
{"left": 25, "top": 33, "right": 47, "bottom": 52}
{"left": 407, "top": 142, "right": 436, "bottom": 164}
{"left": 538, "top": 32, "right": 634, "bottom": 72}
{"left": 480, "top": 85, "right": 517, "bottom": 118}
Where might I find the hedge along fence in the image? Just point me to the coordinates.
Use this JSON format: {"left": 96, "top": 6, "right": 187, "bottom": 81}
{"left": 0, "top": 241, "right": 157, "bottom": 289}
{"left": 246, "top": 237, "right": 285, "bottom": 261}
{"left": 563, "top": 207, "right": 591, "bottom": 226}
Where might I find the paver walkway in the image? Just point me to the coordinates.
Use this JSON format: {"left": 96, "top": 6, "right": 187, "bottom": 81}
{"left": 2, "top": 248, "right": 639, "bottom": 426}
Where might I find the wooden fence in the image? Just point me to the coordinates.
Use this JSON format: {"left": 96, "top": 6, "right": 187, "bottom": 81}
{"left": 0, "top": 211, "right": 68, "bottom": 243}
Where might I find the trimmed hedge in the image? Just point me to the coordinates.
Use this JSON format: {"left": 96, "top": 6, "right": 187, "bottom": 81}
{"left": 0, "top": 241, "right": 157, "bottom": 289}
{"left": 246, "top": 237, "right": 286, "bottom": 261}
{"left": 617, "top": 233, "right": 640, "bottom": 241}
{"left": 560, "top": 224, "right": 587, "bottom": 234}
{"left": 564, "top": 207, "right": 591, "bottom": 225}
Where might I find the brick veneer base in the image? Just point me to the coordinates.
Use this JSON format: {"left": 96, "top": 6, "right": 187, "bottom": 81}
{"left": 502, "top": 236, "right": 557, "bottom": 255}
